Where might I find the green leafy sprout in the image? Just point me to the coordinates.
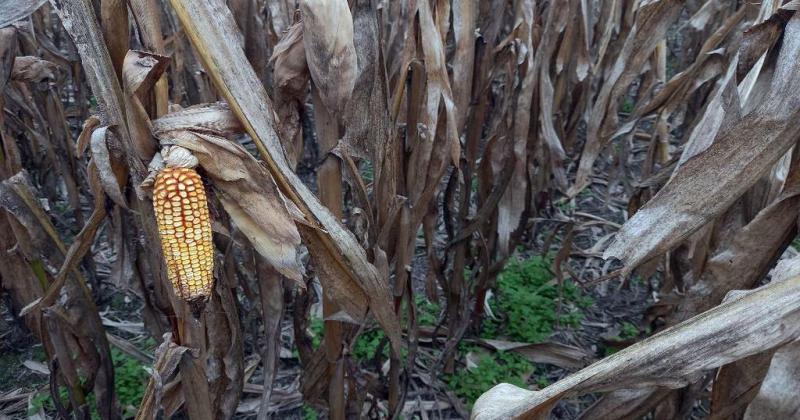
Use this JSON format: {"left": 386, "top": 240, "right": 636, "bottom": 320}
{"left": 447, "top": 348, "right": 534, "bottom": 408}
{"left": 482, "top": 255, "right": 593, "bottom": 343}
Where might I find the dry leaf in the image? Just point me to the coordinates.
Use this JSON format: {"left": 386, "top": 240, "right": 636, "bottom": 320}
{"left": 90, "top": 126, "right": 129, "bottom": 208}
{"left": 300, "top": 0, "right": 357, "bottom": 112}
{"left": 0, "top": 0, "right": 47, "bottom": 28}
{"left": 270, "top": 21, "right": 308, "bottom": 97}
{"left": 10, "top": 56, "right": 58, "bottom": 82}
{"left": 479, "top": 339, "right": 591, "bottom": 370}
{"left": 605, "top": 13, "right": 800, "bottom": 272}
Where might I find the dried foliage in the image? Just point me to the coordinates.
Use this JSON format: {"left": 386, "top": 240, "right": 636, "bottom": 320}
{"left": 3, "top": 0, "right": 800, "bottom": 419}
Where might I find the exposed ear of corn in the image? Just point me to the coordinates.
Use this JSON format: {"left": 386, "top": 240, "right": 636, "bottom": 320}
{"left": 153, "top": 166, "right": 214, "bottom": 302}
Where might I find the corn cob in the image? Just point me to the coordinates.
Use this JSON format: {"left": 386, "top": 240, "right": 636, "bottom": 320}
{"left": 152, "top": 166, "right": 214, "bottom": 302}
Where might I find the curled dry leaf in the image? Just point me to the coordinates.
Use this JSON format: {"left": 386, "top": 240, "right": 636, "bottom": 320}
{"left": 298, "top": 224, "right": 368, "bottom": 323}
{"left": 0, "top": 171, "right": 65, "bottom": 276}
{"left": 11, "top": 56, "right": 59, "bottom": 83}
{"left": 451, "top": 0, "right": 477, "bottom": 129}
{"left": 152, "top": 109, "right": 304, "bottom": 283}
{"left": 498, "top": 0, "right": 536, "bottom": 256}
{"left": 270, "top": 21, "right": 308, "bottom": 169}
{"left": 710, "top": 350, "right": 777, "bottom": 419}
{"left": 478, "top": 339, "right": 591, "bottom": 370}
{"left": 300, "top": 0, "right": 357, "bottom": 112}
{"left": 162, "top": 145, "right": 199, "bottom": 169}
{"left": 122, "top": 50, "right": 170, "bottom": 161}
{"left": 736, "top": 2, "right": 798, "bottom": 81}
{"left": 2, "top": 168, "right": 105, "bottom": 318}
{"left": 100, "top": 0, "right": 129, "bottom": 79}
{"left": 152, "top": 102, "right": 243, "bottom": 139}
{"left": 534, "top": 1, "right": 569, "bottom": 190}
{"left": 472, "top": 260, "right": 800, "bottom": 419}
{"left": 127, "top": 0, "right": 170, "bottom": 116}
{"left": 577, "top": 388, "right": 671, "bottom": 420}
{"left": 270, "top": 21, "right": 308, "bottom": 97}
{"left": 417, "top": 0, "right": 460, "bottom": 170}
{"left": 123, "top": 50, "right": 170, "bottom": 99}
{"left": 674, "top": 55, "right": 740, "bottom": 169}
{"left": 404, "top": 0, "right": 461, "bottom": 231}
{"left": 686, "top": 0, "right": 726, "bottom": 31}
{"left": 667, "top": 150, "right": 800, "bottom": 323}
{"left": 90, "top": 126, "right": 129, "bottom": 208}
{"left": 340, "top": 0, "right": 394, "bottom": 187}
{"left": 137, "top": 333, "right": 192, "bottom": 419}
{"left": 229, "top": 0, "right": 270, "bottom": 83}
{"left": 75, "top": 115, "right": 101, "bottom": 158}
{"left": 612, "top": 5, "right": 746, "bottom": 151}
{"left": 0, "top": 27, "right": 16, "bottom": 96}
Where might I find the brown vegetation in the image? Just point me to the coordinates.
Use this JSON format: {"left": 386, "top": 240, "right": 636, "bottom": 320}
{"left": 1, "top": 0, "right": 800, "bottom": 419}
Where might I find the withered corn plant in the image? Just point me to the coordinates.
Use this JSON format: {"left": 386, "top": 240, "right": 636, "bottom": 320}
{"left": 3, "top": 0, "right": 800, "bottom": 419}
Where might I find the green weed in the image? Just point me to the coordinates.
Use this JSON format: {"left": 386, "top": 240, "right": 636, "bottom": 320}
{"left": 620, "top": 97, "right": 635, "bottom": 114}
{"left": 554, "top": 199, "right": 577, "bottom": 213}
{"left": 309, "top": 317, "right": 324, "bottom": 350}
{"left": 353, "top": 329, "right": 386, "bottom": 360}
{"left": 415, "top": 295, "right": 441, "bottom": 327}
{"left": 308, "top": 295, "right": 438, "bottom": 361}
{"left": 302, "top": 404, "right": 319, "bottom": 420}
{"left": 484, "top": 255, "right": 593, "bottom": 343}
{"left": 360, "top": 160, "right": 374, "bottom": 184}
{"left": 792, "top": 235, "right": 800, "bottom": 251}
{"left": 447, "top": 349, "right": 533, "bottom": 408}
{"left": 620, "top": 322, "right": 639, "bottom": 340}
{"left": 536, "top": 376, "right": 550, "bottom": 389}
{"left": 603, "top": 322, "right": 646, "bottom": 357}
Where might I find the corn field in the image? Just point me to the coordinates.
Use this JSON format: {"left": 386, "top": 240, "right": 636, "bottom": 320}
{"left": 1, "top": 0, "right": 800, "bottom": 418}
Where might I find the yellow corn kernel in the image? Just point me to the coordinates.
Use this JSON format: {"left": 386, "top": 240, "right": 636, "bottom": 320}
{"left": 152, "top": 167, "right": 214, "bottom": 301}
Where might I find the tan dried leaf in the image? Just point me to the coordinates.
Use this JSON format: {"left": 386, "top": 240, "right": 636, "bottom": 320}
{"left": 122, "top": 50, "right": 170, "bottom": 98}
{"left": 100, "top": 0, "right": 129, "bottom": 79}
{"left": 451, "top": 0, "right": 477, "bottom": 129}
{"left": 0, "top": 0, "right": 47, "bottom": 28}
{"left": 300, "top": 0, "right": 356, "bottom": 112}
{"left": 270, "top": 20, "right": 309, "bottom": 169}
{"left": 162, "top": 145, "right": 199, "bottom": 169}
{"left": 340, "top": 0, "right": 394, "bottom": 185}
{"left": 90, "top": 126, "right": 129, "bottom": 208}
{"left": 270, "top": 21, "right": 309, "bottom": 98}
{"left": 498, "top": 0, "right": 536, "bottom": 255}
{"left": 152, "top": 103, "right": 244, "bottom": 139}
{"left": 11, "top": 56, "right": 58, "bottom": 83}
{"left": 479, "top": 339, "right": 591, "bottom": 370}
{"left": 75, "top": 115, "right": 102, "bottom": 158}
